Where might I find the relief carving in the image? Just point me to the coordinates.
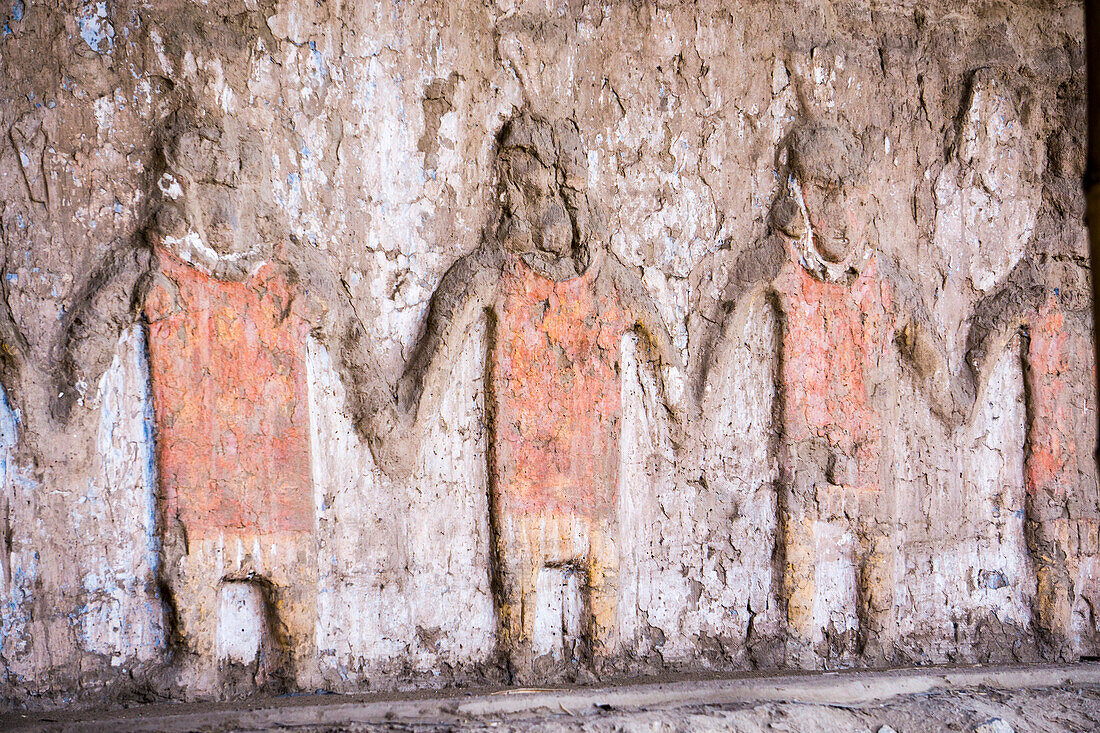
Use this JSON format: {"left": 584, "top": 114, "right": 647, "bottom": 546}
{"left": 941, "top": 70, "right": 1097, "bottom": 657}
{"left": 391, "top": 112, "right": 680, "bottom": 677}
{"left": 145, "top": 106, "right": 314, "bottom": 690}
{"left": 694, "top": 121, "right": 947, "bottom": 666}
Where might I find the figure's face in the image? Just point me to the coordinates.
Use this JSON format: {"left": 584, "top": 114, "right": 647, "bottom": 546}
{"left": 500, "top": 149, "right": 573, "bottom": 259}
{"left": 150, "top": 120, "right": 269, "bottom": 279}
{"left": 798, "top": 174, "right": 864, "bottom": 265}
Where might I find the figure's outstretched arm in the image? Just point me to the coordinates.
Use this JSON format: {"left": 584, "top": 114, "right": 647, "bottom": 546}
{"left": 890, "top": 257, "right": 1042, "bottom": 426}
{"left": 397, "top": 244, "right": 504, "bottom": 420}
{"left": 599, "top": 252, "right": 692, "bottom": 435}
{"left": 875, "top": 254, "right": 964, "bottom": 424}
{"left": 960, "top": 258, "right": 1044, "bottom": 419}
{"left": 689, "top": 234, "right": 786, "bottom": 406}
{"left": 603, "top": 254, "right": 680, "bottom": 367}
{"left": 365, "top": 245, "right": 503, "bottom": 479}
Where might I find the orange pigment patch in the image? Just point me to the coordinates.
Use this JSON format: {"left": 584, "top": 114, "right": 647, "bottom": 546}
{"left": 493, "top": 257, "right": 633, "bottom": 518}
{"left": 1026, "top": 299, "right": 1080, "bottom": 499}
{"left": 775, "top": 258, "right": 890, "bottom": 493}
{"left": 145, "top": 249, "right": 312, "bottom": 536}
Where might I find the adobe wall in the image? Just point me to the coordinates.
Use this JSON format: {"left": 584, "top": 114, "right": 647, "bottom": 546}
{"left": 0, "top": 0, "right": 1095, "bottom": 706}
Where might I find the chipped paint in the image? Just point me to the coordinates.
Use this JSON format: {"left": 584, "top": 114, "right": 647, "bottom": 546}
{"left": 76, "top": 1, "right": 114, "bottom": 55}
{"left": 491, "top": 256, "right": 638, "bottom": 662}
{"left": 0, "top": 0, "right": 1094, "bottom": 704}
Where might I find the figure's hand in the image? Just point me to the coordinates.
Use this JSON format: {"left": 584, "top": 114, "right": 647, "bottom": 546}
{"left": 396, "top": 369, "right": 422, "bottom": 419}
{"left": 896, "top": 320, "right": 971, "bottom": 426}
{"left": 662, "top": 360, "right": 701, "bottom": 430}
{"left": 367, "top": 400, "right": 419, "bottom": 481}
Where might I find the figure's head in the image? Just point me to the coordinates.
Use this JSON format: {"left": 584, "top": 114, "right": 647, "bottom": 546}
{"left": 941, "top": 68, "right": 1040, "bottom": 293}
{"left": 772, "top": 123, "right": 870, "bottom": 280}
{"left": 493, "top": 113, "right": 595, "bottom": 279}
{"left": 498, "top": 145, "right": 573, "bottom": 258}
{"left": 149, "top": 108, "right": 275, "bottom": 279}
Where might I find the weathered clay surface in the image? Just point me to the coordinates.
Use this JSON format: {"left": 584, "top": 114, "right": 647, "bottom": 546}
{"left": 0, "top": 0, "right": 1095, "bottom": 707}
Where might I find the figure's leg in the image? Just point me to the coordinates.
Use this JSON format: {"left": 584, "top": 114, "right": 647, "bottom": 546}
{"left": 857, "top": 509, "right": 896, "bottom": 662}
{"left": 586, "top": 525, "right": 619, "bottom": 660}
{"left": 780, "top": 441, "right": 822, "bottom": 666}
{"left": 277, "top": 534, "right": 318, "bottom": 687}
{"left": 493, "top": 512, "right": 539, "bottom": 678}
{"left": 781, "top": 504, "right": 817, "bottom": 665}
{"left": 169, "top": 533, "right": 312, "bottom": 691}
{"left": 785, "top": 447, "right": 877, "bottom": 667}
{"left": 165, "top": 538, "right": 223, "bottom": 691}
{"left": 1027, "top": 491, "right": 1073, "bottom": 652}
{"left": 1070, "top": 518, "right": 1100, "bottom": 655}
{"left": 782, "top": 518, "right": 813, "bottom": 633}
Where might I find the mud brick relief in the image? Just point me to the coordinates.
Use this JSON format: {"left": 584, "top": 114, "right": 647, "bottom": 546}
{"left": 490, "top": 251, "right": 639, "bottom": 674}
{"left": 691, "top": 119, "right": 928, "bottom": 667}
{"left": 0, "top": 0, "right": 1095, "bottom": 705}
{"left": 144, "top": 246, "right": 316, "bottom": 691}
{"left": 392, "top": 112, "right": 683, "bottom": 679}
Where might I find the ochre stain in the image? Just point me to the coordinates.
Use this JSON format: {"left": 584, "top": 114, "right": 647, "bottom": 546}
{"left": 145, "top": 248, "right": 312, "bottom": 537}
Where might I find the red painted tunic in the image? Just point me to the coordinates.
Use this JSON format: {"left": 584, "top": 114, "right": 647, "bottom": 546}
{"left": 145, "top": 249, "right": 312, "bottom": 537}
{"left": 1025, "top": 298, "right": 1090, "bottom": 501}
{"left": 772, "top": 256, "right": 892, "bottom": 494}
{"left": 492, "top": 255, "right": 633, "bottom": 519}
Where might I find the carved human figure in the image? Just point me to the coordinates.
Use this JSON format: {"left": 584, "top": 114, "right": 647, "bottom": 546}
{"left": 144, "top": 108, "right": 314, "bottom": 688}
{"left": 392, "top": 113, "right": 679, "bottom": 676}
{"left": 962, "top": 259, "right": 1098, "bottom": 655}
{"left": 940, "top": 70, "right": 1098, "bottom": 657}
{"left": 693, "top": 123, "right": 945, "bottom": 666}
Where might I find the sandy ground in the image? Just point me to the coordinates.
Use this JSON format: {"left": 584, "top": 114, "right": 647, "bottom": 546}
{"left": 3, "top": 663, "right": 1099, "bottom": 732}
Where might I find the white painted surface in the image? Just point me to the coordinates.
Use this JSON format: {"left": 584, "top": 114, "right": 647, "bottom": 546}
{"left": 217, "top": 581, "right": 267, "bottom": 665}
{"left": 963, "top": 337, "right": 1033, "bottom": 628}
{"left": 618, "top": 332, "right": 696, "bottom": 660}
{"left": 0, "top": 383, "right": 35, "bottom": 679}
{"left": 809, "top": 521, "right": 859, "bottom": 645}
{"left": 308, "top": 336, "right": 413, "bottom": 675}
{"left": 696, "top": 293, "right": 781, "bottom": 650}
{"left": 308, "top": 323, "right": 496, "bottom": 681}
{"left": 408, "top": 311, "right": 496, "bottom": 667}
{"left": 532, "top": 566, "right": 585, "bottom": 660}
{"left": 79, "top": 325, "right": 166, "bottom": 665}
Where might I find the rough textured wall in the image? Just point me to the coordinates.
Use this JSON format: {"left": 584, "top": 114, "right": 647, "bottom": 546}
{"left": 0, "top": 0, "right": 1095, "bottom": 707}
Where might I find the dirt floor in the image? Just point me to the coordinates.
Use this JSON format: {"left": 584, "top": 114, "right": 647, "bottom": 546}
{"left": 2, "top": 663, "right": 1099, "bottom": 732}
